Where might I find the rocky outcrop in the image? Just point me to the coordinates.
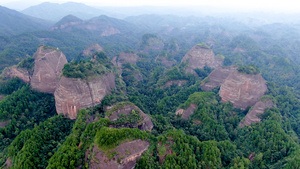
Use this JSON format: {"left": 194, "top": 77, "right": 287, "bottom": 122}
{"left": 82, "top": 43, "right": 103, "bottom": 57}
{"left": 54, "top": 73, "right": 116, "bottom": 119}
{"left": 138, "top": 35, "right": 164, "bottom": 53}
{"left": 239, "top": 99, "right": 273, "bottom": 127}
{"left": 181, "top": 44, "right": 223, "bottom": 70}
{"left": 161, "top": 80, "right": 188, "bottom": 89}
{"left": 106, "top": 103, "right": 153, "bottom": 131}
{"left": 1, "top": 66, "right": 30, "bottom": 83}
{"left": 30, "top": 46, "right": 67, "bottom": 93}
{"left": 175, "top": 104, "right": 198, "bottom": 120}
{"left": 0, "top": 120, "right": 9, "bottom": 128}
{"left": 201, "top": 66, "right": 236, "bottom": 91}
{"left": 219, "top": 70, "right": 267, "bottom": 110}
{"left": 155, "top": 55, "right": 176, "bottom": 67}
{"left": 233, "top": 47, "right": 247, "bottom": 53}
{"left": 88, "top": 139, "right": 149, "bottom": 169}
{"left": 112, "top": 52, "right": 139, "bottom": 67}
{"left": 158, "top": 141, "right": 174, "bottom": 164}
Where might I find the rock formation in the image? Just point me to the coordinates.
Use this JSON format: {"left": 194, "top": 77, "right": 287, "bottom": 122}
{"left": 112, "top": 51, "right": 139, "bottom": 67}
{"left": 88, "top": 139, "right": 149, "bottom": 169}
{"left": 105, "top": 102, "right": 153, "bottom": 131}
{"left": 1, "top": 66, "right": 30, "bottom": 83}
{"left": 82, "top": 43, "right": 103, "bottom": 57}
{"left": 138, "top": 34, "right": 164, "bottom": 53}
{"left": 201, "top": 66, "right": 236, "bottom": 91}
{"left": 30, "top": 46, "right": 67, "bottom": 93}
{"left": 219, "top": 69, "right": 267, "bottom": 109}
{"left": 54, "top": 73, "right": 116, "bottom": 119}
{"left": 155, "top": 55, "right": 176, "bottom": 67}
{"left": 239, "top": 99, "right": 273, "bottom": 127}
{"left": 161, "top": 80, "right": 188, "bottom": 89}
{"left": 181, "top": 44, "right": 223, "bottom": 70}
{"left": 175, "top": 104, "right": 198, "bottom": 120}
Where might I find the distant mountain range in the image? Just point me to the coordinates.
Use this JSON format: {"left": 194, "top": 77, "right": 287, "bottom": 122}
{"left": 0, "top": 5, "right": 52, "bottom": 36}
{"left": 22, "top": 2, "right": 105, "bottom": 21}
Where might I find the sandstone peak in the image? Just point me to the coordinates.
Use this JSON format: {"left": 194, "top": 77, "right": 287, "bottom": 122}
{"left": 82, "top": 43, "right": 103, "bottom": 57}
{"left": 88, "top": 139, "right": 149, "bottom": 169}
{"left": 181, "top": 44, "right": 223, "bottom": 70}
{"left": 30, "top": 45, "right": 68, "bottom": 93}
{"left": 239, "top": 99, "right": 273, "bottom": 127}
{"left": 105, "top": 102, "right": 153, "bottom": 131}
{"left": 112, "top": 51, "right": 139, "bottom": 67}
{"left": 1, "top": 65, "right": 30, "bottom": 83}
{"left": 138, "top": 34, "right": 164, "bottom": 53}
{"left": 54, "top": 73, "right": 116, "bottom": 119}
{"left": 219, "top": 69, "right": 267, "bottom": 110}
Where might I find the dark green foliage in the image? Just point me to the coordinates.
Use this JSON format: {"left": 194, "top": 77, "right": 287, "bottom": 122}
{"left": 6, "top": 115, "right": 73, "bottom": 169}
{"left": 17, "top": 57, "right": 34, "bottom": 75}
{"left": 62, "top": 52, "right": 112, "bottom": 79}
{"left": 111, "top": 109, "right": 143, "bottom": 126}
{"left": 0, "top": 77, "right": 26, "bottom": 95}
{"left": 0, "top": 85, "right": 56, "bottom": 153}
{"left": 237, "top": 65, "right": 260, "bottom": 74}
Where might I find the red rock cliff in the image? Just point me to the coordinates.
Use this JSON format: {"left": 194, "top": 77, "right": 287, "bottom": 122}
{"left": 30, "top": 46, "right": 67, "bottom": 93}
{"left": 54, "top": 73, "right": 116, "bottom": 119}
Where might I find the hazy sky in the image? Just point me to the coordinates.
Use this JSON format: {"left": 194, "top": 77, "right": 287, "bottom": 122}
{"left": 1, "top": 0, "right": 300, "bottom": 13}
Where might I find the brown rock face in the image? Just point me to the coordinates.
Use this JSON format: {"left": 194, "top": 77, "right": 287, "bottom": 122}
{"left": 175, "top": 104, "right": 198, "bottom": 120}
{"left": 0, "top": 120, "right": 9, "bottom": 128}
{"left": 155, "top": 56, "right": 176, "bottom": 67}
{"left": 239, "top": 100, "right": 273, "bottom": 127}
{"left": 106, "top": 104, "right": 153, "bottom": 131}
{"left": 82, "top": 44, "right": 103, "bottom": 57}
{"left": 201, "top": 66, "right": 237, "bottom": 91}
{"left": 88, "top": 139, "right": 149, "bottom": 169}
{"left": 112, "top": 52, "right": 139, "bottom": 67}
{"left": 30, "top": 46, "right": 67, "bottom": 93}
{"left": 219, "top": 70, "right": 267, "bottom": 109}
{"left": 161, "top": 80, "right": 188, "bottom": 89}
{"left": 1, "top": 66, "right": 30, "bottom": 83}
{"left": 54, "top": 73, "right": 116, "bottom": 119}
{"left": 181, "top": 45, "right": 223, "bottom": 69}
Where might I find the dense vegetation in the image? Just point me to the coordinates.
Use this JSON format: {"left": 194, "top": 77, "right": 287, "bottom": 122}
{"left": 0, "top": 8, "right": 299, "bottom": 169}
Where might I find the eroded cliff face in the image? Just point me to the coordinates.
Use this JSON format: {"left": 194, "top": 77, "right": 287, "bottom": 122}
{"left": 219, "top": 70, "right": 267, "bottom": 110}
{"left": 239, "top": 99, "right": 273, "bottom": 127}
{"left": 1, "top": 66, "right": 30, "bottom": 83}
{"left": 30, "top": 46, "right": 67, "bottom": 93}
{"left": 82, "top": 43, "right": 103, "bottom": 57}
{"left": 181, "top": 45, "right": 223, "bottom": 70}
{"left": 87, "top": 139, "right": 149, "bottom": 169}
{"left": 175, "top": 104, "right": 198, "bottom": 120}
{"left": 112, "top": 52, "right": 139, "bottom": 67}
{"left": 155, "top": 55, "right": 176, "bottom": 67}
{"left": 161, "top": 80, "right": 188, "bottom": 89}
{"left": 54, "top": 73, "right": 116, "bottom": 119}
{"left": 106, "top": 103, "right": 153, "bottom": 131}
{"left": 201, "top": 66, "right": 237, "bottom": 91}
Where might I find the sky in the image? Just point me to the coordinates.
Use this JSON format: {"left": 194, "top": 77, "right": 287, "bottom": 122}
{"left": 1, "top": 0, "right": 300, "bottom": 13}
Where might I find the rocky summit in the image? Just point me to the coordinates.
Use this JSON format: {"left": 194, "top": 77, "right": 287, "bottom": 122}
{"left": 30, "top": 46, "right": 67, "bottom": 93}
{"left": 82, "top": 43, "right": 103, "bottom": 57}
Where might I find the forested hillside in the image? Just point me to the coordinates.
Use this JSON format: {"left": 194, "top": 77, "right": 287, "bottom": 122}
{"left": 0, "top": 4, "right": 299, "bottom": 169}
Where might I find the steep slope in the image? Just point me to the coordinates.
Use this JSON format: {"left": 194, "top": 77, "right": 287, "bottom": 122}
{"left": 239, "top": 99, "right": 273, "bottom": 127}
{"left": 105, "top": 102, "right": 153, "bottom": 131}
{"left": 138, "top": 34, "right": 164, "bottom": 53}
{"left": 82, "top": 43, "right": 103, "bottom": 57}
{"left": 181, "top": 43, "right": 223, "bottom": 71}
{"left": 0, "top": 6, "right": 51, "bottom": 36}
{"left": 51, "top": 15, "right": 136, "bottom": 37}
{"left": 22, "top": 2, "right": 104, "bottom": 21}
{"left": 50, "top": 14, "right": 83, "bottom": 31}
{"left": 219, "top": 69, "right": 267, "bottom": 109}
{"left": 54, "top": 73, "right": 116, "bottom": 119}
{"left": 112, "top": 51, "right": 139, "bottom": 67}
{"left": 1, "top": 66, "right": 30, "bottom": 83}
{"left": 30, "top": 46, "right": 67, "bottom": 93}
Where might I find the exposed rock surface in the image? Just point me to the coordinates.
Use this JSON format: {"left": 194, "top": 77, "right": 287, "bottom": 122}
{"left": 4, "top": 158, "right": 12, "bottom": 168}
{"left": 175, "top": 104, "right": 198, "bottom": 120}
{"left": 106, "top": 103, "right": 153, "bottom": 131}
{"left": 181, "top": 44, "right": 223, "bottom": 70}
{"left": 155, "top": 55, "right": 176, "bottom": 67}
{"left": 158, "top": 141, "right": 174, "bottom": 164}
{"left": 0, "top": 120, "right": 9, "bottom": 128}
{"left": 82, "top": 43, "right": 103, "bottom": 57}
{"left": 201, "top": 66, "right": 237, "bottom": 91}
{"left": 161, "top": 80, "right": 188, "bottom": 89}
{"left": 239, "top": 99, "right": 273, "bottom": 127}
{"left": 233, "top": 47, "right": 247, "bottom": 53}
{"left": 139, "top": 37, "right": 164, "bottom": 53}
{"left": 31, "top": 46, "right": 68, "bottom": 93}
{"left": 219, "top": 70, "right": 267, "bottom": 109}
{"left": 1, "top": 66, "right": 30, "bottom": 83}
{"left": 88, "top": 139, "right": 149, "bottom": 169}
{"left": 112, "top": 52, "right": 139, "bottom": 67}
{"left": 54, "top": 73, "right": 116, "bottom": 119}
